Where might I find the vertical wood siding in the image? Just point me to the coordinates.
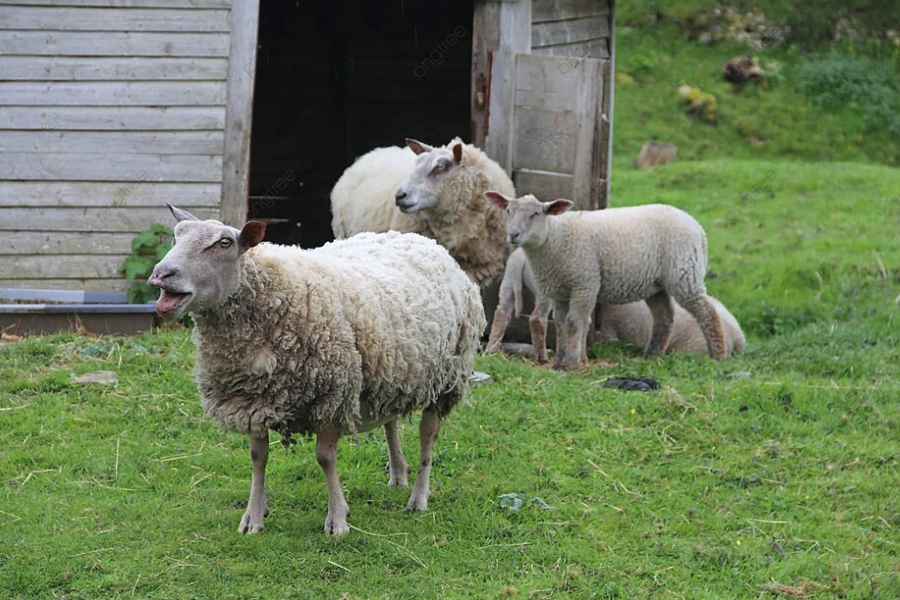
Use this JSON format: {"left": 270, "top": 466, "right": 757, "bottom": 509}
{"left": 0, "top": 0, "right": 233, "bottom": 291}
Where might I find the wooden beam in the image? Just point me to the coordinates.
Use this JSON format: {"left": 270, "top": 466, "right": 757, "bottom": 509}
{"left": 219, "top": 0, "right": 259, "bottom": 227}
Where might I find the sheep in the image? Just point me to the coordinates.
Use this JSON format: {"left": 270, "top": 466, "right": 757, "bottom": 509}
{"left": 484, "top": 192, "right": 728, "bottom": 370}
{"left": 149, "top": 205, "right": 485, "bottom": 536}
{"left": 330, "top": 137, "right": 514, "bottom": 287}
{"left": 486, "top": 249, "right": 744, "bottom": 360}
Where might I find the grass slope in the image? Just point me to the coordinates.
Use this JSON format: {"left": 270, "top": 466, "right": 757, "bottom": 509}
{"left": 2, "top": 160, "right": 899, "bottom": 599}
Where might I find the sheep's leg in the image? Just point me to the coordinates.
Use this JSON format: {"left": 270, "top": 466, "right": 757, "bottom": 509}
{"left": 529, "top": 296, "right": 552, "bottom": 364}
{"left": 485, "top": 294, "right": 514, "bottom": 354}
{"left": 558, "top": 294, "right": 593, "bottom": 371}
{"left": 316, "top": 428, "right": 350, "bottom": 536}
{"left": 552, "top": 302, "right": 569, "bottom": 370}
{"left": 406, "top": 407, "right": 440, "bottom": 512}
{"left": 238, "top": 432, "right": 269, "bottom": 534}
{"left": 644, "top": 291, "right": 675, "bottom": 357}
{"left": 384, "top": 419, "right": 409, "bottom": 488}
{"left": 679, "top": 295, "right": 727, "bottom": 358}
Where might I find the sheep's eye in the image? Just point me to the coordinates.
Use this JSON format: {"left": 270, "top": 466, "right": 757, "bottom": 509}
{"left": 431, "top": 161, "right": 448, "bottom": 174}
{"left": 219, "top": 238, "right": 232, "bottom": 248}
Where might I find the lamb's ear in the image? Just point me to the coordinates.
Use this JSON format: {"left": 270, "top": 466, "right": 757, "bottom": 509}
{"left": 168, "top": 203, "right": 200, "bottom": 222}
{"left": 544, "top": 199, "right": 574, "bottom": 215}
{"left": 452, "top": 142, "right": 463, "bottom": 164}
{"left": 406, "top": 138, "right": 433, "bottom": 155}
{"left": 484, "top": 191, "right": 510, "bottom": 210}
{"left": 238, "top": 220, "right": 266, "bottom": 249}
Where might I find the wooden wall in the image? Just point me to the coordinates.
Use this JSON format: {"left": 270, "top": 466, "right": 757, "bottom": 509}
{"left": 0, "top": 0, "right": 234, "bottom": 291}
{"left": 531, "top": 0, "right": 611, "bottom": 59}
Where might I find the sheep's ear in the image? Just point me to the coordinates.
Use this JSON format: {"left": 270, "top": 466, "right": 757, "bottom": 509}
{"left": 484, "top": 191, "right": 510, "bottom": 210}
{"left": 239, "top": 220, "right": 266, "bottom": 249}
{"left": 544, "top": 199, "right": 574, "bottom": 215}
{"left": 406, "top": 138, "right": 433, "bottom": 155}
{"left": 168, "top": 204, "right": 200, "bottom": 222}
{"left": 452, "top": 143, "right": 463, "bottom": 164}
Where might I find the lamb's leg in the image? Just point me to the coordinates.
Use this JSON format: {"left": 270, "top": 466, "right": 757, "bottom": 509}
{"left": 238, "top": 432, "right": 269, "bottom": 534}
{"left": 644, "top": 291, "right": 675, "bottom": 357}
{"left": 485, "top": 286, "right": 515, "bottom": 353}
{"left": 384, "top": 419, "right": 409, "bottom": 488}
{"left": 316, "top": 428, "right": 350, "bottom": 535}
{"left": 406, "top": 407, "right": 440, "bottom": 512}
{"left": 679, "top": 295, "right": 727, "bottom": 358}
{"left": 552, "top": 301, "right": 569, "bottom": 370}
{"left": 529, "top": 296, "right": 552, "bottom": 364}
{"left": 558, "top": 293, "right": 593, "bottom": 371}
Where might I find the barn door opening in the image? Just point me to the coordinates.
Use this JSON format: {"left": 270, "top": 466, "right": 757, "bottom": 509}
{"left": 487, "top": 51, "right": 611, "bottom": 210}
{"left": 247, "top": 0, "right": 474, "bottom": 248}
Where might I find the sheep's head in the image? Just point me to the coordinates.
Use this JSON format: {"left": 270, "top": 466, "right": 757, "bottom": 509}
{"left": 148, "top": 205, "right": 266, "bottom": 320}
{"left": 395, "top": 137, "right": 466, "bottom": 214}
{"left": 484, "top": 192, "right": 573, "bottom": 249}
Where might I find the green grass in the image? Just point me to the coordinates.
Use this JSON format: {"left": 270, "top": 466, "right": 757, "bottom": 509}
{"left": 3, "top": 159, "right": 900, "bottom": 599}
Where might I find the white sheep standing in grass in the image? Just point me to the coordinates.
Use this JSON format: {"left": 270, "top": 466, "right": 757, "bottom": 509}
{"left": 485, "top": 249, "right": 744, "bottom": 359}
{"left": 149, "top": 205, "right": 485, "bottom": 536}
{"left": 330, "top": 137, "right": 514, "bottom": 287}
{"left": 485, "top": 192, "right": 727, "bottom": 370}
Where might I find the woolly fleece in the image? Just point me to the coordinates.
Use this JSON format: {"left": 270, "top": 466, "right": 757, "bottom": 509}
{"left": 191, "top": 231, "right": 485, "bottom": 437}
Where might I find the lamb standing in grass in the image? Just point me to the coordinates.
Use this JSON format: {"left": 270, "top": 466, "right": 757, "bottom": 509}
{"left": 486, "top": 249, "right": 744, "bottom": 360}
{"left": 331, "top": 138, "right": 514, "bottom": 287}
{"left": 485, "top": 192, "right": 727, "bottom": 370}
{"left": 149, "top": 205, "right": 484, "bottom": 536}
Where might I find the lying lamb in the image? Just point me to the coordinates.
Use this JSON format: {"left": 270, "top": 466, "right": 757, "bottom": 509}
{"left": 149, "top": 205, "right": 485, "bottom": 536}
{"left": 486, "top": 249, "right": 744, "bottom": 359}
{"left": 330, "top": 137, "right": 514, "bottom": 287}
{"left": 485, "top": 193, "right": 727, "bottom": 370}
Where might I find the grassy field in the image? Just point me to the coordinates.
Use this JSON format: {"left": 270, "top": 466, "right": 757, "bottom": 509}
{"left": 2, "top": 157, "right": 899, "bottom": 599}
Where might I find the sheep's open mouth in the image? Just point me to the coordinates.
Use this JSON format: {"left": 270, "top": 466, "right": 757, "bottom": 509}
{"left": 156, "top": 289, "right": 192, "bottom": 316}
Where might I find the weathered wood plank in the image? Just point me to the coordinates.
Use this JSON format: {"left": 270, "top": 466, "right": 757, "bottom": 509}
{"left": 0, "top": 254, "right": 126, "bottom": 279}
{"left": 0, "top": 56, "right": 228, "bottom": 80}
{"left": 0, "top": 0, "right": 231, "bottom": 7}
{"left": 470, "top": 1, "right": 500, "bottom": 146}
{"left": 0, "top": 278, "right": 130, "bottom": 292}
{"left": 0, "top": 206, "right": 219, "bottom": 232}
{"left": 219, "top": 0, "right": 260, "bottom": 227}
{"left": 0, "top": 31, "right": 230, "bottom": 57}
{"left": 513, "top": 169, "right": 574, "bottom": 201}
{"left": 0, "top": 131, "right": 224, "bottom": 155}
{"left": 0, "top": 181, "right": 221, "bottom": 206}
{"left": 0, "top": 81, "right": 226, "bottom": 106}
{"left": 0, "top": 152, "right": 223, "bottom": 182}
{"left": 515, "top": 53, "right": 581, "bottom": 112}
{"left": 513, "top": 106, "right": 576, "bottom": 173}
{"left": 532, "top": 15, "right": 610, "bottom": 48}
{"left": 0, "top": 106, "right": 225, "bottom": 130}
{"left": 573, "top": 57, "right": 604, "bottom": 209}
{"left": 532, "top": 0, "right": 609, "bottom": 23}
{"left": 5, "top": 231, "right": 135, "bottom": 255}
{"left": 531, "top": 38, "right": 610, "bottom": 59}
{"left": 0, "top": 6, "right": 230, "bottom": 32}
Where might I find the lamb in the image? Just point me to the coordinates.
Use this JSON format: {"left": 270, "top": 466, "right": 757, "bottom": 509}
{"left": 485, "top": 249, "right": 744, "bottom": 359}
{"left": 484, "top": 192, "right": 728, "bottom": 370}
{"left": 149, "top": 205, "right": 485, "bottom": 536}
{"left": 330, "top": 137, "right": 514, "bottom": 287}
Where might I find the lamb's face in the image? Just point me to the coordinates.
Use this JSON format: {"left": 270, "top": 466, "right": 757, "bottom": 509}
{"left": 484, "top": 192, "right": 573, "bottom": 249}
{"left": 148, "top": 206, "right": 265, "bottom": 320}
{"left": 395, "top": 138, "right": 464, "bottom": 214}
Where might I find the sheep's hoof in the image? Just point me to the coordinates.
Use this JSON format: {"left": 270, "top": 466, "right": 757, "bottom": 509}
{"left": 405, "top": 496, "right": 429, "bottom": 513}
{"left": 324, "top": 520, "right": 350, "bottom": 536}
{"left": 238, "top": 511, "right": 266, "bottom": 535}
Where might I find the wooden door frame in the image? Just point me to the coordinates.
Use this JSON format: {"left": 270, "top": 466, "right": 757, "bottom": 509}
{"left": 220, "top": 0, "right": 261, "bottom": 227}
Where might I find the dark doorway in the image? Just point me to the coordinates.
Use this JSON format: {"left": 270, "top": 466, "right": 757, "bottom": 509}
{"left": 248, "top": 0, "right": 475, "bottom": 247}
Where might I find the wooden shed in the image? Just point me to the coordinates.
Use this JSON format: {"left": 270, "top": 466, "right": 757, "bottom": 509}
{"left": 0, "top": 0, "right": 614, "bottom": 292}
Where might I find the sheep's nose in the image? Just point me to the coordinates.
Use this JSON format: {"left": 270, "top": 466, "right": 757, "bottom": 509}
{"left": 395, "top": 190, "right": 408, "bottom": 202}
{"left": 149, "top": 265, "right": 179, "bottom": 286}
{"left": 507, "top": 232, "right": 522, "bottom": 245}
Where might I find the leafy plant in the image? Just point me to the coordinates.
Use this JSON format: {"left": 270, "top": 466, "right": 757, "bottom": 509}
{"left": 121, "top": 223, "right": 173, "bottom": 304}
{"left": 796, "top": 51, "right": 900, "bottom": 135}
